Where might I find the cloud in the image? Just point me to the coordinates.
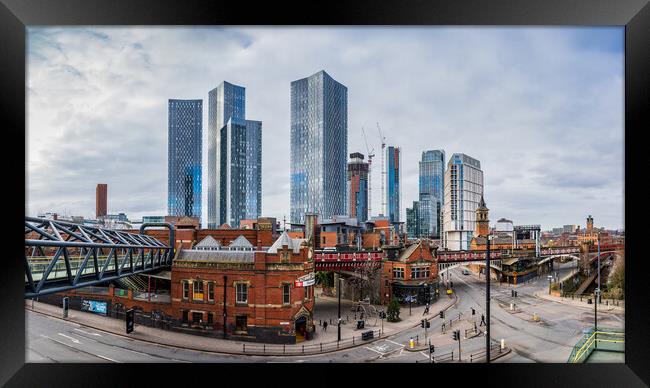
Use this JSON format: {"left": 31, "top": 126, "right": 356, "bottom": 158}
{"left": 26, "top": 27, "right": 624, "bottom": 230}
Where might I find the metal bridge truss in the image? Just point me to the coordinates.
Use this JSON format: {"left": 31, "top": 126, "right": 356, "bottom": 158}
{"left": 25, "top": 217, "right": 172, "bottom": 298}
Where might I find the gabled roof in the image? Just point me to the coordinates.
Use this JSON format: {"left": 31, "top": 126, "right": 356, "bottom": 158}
{"left": 218, "top": 223, "right": 231, "bottom": 229}
{"left": 194, "top": 235, "right": 221, "bottom": 249}
{"left": 397, "top": 240, "right": 432, "bottom": 263}
{"left": 267, "top": 231, "right": 305, "bottom": 254}
{"left": 229, "top": 235, "right": 253, "bottom": 248}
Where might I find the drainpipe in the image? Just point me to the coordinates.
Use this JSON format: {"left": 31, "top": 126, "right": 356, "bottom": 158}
{"left": 223, "top": 275, "right": 227, "bottom": 339}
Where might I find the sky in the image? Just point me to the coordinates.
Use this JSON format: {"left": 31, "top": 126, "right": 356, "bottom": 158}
{"left": 26, "top": 27, "right": 625, "bottom": 231}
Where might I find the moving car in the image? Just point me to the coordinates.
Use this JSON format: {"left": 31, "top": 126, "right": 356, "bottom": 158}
{"left": 462, "top": 269, "right": 470, "bottom": 275}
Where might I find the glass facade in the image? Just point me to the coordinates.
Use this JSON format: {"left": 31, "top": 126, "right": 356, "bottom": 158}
{"left": 290, "top": 70, "right": 348, "bottom": 224}
{"left": 442, "top": 153, "right": 483, "bottom": 250}
{"left": 208, "top": 81, "right": 246, "bottom": 228}
{"left": 219, "top": 117, "right": 262, "bottom": 227}
{"left": 386, "top": 146, "right": 401, "bottom": 223}
{"left": 411, "top": 150, "right": 445, "bottom": 238}
{"left": 168, "top": 99, "right": 202, "bottom": 218}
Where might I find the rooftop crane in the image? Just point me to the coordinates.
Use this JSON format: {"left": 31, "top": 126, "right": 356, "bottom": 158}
{"left": 361, "top": 127, "right": 375, "bottom": 218}
{"left": 377, "top": 122, "right": 387, "bottom": 216}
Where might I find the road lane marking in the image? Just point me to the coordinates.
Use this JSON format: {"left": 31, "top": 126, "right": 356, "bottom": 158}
{"left": 95, "top": 354, "right": 120, "bottom": 363}
{"left": 385, "top": 339, "right": 402, "bottom": 346}
{"left": 74, "top": 328, "right": 102, "bottom": 336}
{"left": 58, "top": 333, "right": 81, "bottom": 344}
{"left": 419, "top": 351, "right": 430, "bottom": 359}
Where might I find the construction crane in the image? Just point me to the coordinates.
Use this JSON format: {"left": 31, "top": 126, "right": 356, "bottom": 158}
{"left": 376, "top": 122, "right": 386, "bottom": 217}
{"left": 361, "top": 127, "right": 375, "bottom": 218}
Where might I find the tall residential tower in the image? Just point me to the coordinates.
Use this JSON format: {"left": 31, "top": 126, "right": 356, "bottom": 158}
{"left": 386, "top": 146, "right": 402, "bottom": 223}
{"left": 290, "top": 70, "right": 348, "bottom": 225}
{"left": 406, "top": 150, "right": 445, "bottom": 239}
{"left": 208, "top": 81, "right": 262, "bottom": 228}
{"left": 347, "top": 152, "right": 369, "bottom": 223}
{"left": 167, "top": 99, "right": 202, "bottom": 218}
{"left": 442, "top": 153, "right": 483, "bottom": 250}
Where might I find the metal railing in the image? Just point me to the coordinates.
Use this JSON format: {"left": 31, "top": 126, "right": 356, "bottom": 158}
{"left": 469, "top": 343, "right": 502, "bottom": 363}
{"left": 240, "top": 329, "right": 382, "bottom": 355}
{"left": 568, "top": 327, "right": 625, "bottom": 363}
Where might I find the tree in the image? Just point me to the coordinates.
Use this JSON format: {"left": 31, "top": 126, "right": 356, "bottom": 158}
{"left": 347, "top": 264, "right": 382, "bottom": 304}
{"left": 387, "top": 296, "right": 401, "bottom": 322}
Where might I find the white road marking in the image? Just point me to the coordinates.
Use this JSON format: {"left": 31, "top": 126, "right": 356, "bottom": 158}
{"left": 364, "top": 346, "right": 385, "bottom": 355}
{"left": 419, "top": 351, "right": 430, "bottom": 359}
{"left": 95, "top": 354, "right": 120, "bottom": 363}
{"left": 74, "top": 328, "right": 102, "bottom": 336}
{"left": 384, "top": 339, "right": 403, "bottom": 346}
{"left": 169, "top": 358, "right": 191, "bottom": 363}
{"left": 58, "top": 333, "right": 81, "bottom": 344}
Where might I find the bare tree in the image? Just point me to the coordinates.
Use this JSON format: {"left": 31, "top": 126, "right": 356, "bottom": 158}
{"left": 347, "top": 264, "right": 382, "bottom": 304}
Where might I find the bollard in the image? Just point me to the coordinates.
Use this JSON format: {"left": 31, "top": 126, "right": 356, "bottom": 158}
{"left": 416, "top": 335, "right": 419, "bottom": 343}
{"left": 470, "top": 354, "right": 473, "bottom": 363}
{"left": 263, "top": 344, "right": 266, "bottom": 353}
{"left": 302, "top": 345, "right": 304, "bottom": 353}
{"left": 320, "top": 343, "right": 323, "bottom": 352}
{"left": 409, "top": 338, "right": 414, "bottom": 349}
{"left": 283, "top": 344, "right": 286, "bottom": 354}
{"left": 452, "top": 350, "right": 454, "bottom": 361}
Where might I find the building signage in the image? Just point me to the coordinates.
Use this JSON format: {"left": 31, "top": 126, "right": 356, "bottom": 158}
{"left": 294, "top": 278, "right": 315, "bottom": 287}
{"left": 81, "top": 299, "right": 107, "bottom": 315}
{"left": 296, "top": 272, "right": 315, "bottom": 282}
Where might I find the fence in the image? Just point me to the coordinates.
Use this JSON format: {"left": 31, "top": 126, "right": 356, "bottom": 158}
{"left": 561, "top": 293, "right": 624, "bottom": 307}
{"left": 469, "top": 343, "right": 502, "bottom": 363}
{"left": 440, "top": 312, "right": 464, "bottom": 333}
{"left": 75, "top": 286, "right": 110, "bottom": 295}
{"left": 240, "top": 329, "right": 382, "bottom": 355}
{"left": 568, "top": 327, "right": 625, "bottom": 363}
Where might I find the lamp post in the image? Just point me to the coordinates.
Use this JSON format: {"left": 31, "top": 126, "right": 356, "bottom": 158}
{"left": 486, "top": 234, "right": 491, "bottom": 363}
{"left": 337, "top": 274, "right": 342, "bottom": 342}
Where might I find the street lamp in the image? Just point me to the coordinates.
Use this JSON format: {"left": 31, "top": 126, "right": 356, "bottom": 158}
{"left": 485, "top": 233, "right": 494, "bottom": 363}
{"left": 337, "top": 275, "right": 342, "bottom": 342}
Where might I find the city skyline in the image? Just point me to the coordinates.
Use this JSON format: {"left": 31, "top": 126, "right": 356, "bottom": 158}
{"left": 26, "top": 27, "right": 624, "bottom": 230}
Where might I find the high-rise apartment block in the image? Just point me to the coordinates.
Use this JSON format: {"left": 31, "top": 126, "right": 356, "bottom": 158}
{"left": 207, "top": 81, "right": 246, "bottom": 228}
{"left": 407, "top": 150, "right": 445, "bottom": 239}
{"left": 442, "top": 153, "right": 483, "bottom": 250}
{"left": 167, "top": 99, "right": 202, "bottom": 218}
{"left": 290, "top": 70, "right": 348, "bottom": 225}
{"left": 347, "top": 152, "right": 369, "bottom": 223}
{"left": 386, "top": 146, "right": 401, "bottom": 223}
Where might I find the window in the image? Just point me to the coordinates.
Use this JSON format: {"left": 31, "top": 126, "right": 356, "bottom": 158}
{"left": 208, "top": 282, "right": 215, "bottom": 301}
{"left": 193, "top": 281, "right": 204, "bottom": 301}
{"left": 393, "top": 268, "right": 404, "bottom": 279}
{"left": 236, "top": 283, "right": 248, "bottom": 304}
{"left": 412, "top": 267, "right": 421, "bottom": 279}
{"left": 283, "top": 284, "right": 290, "bottom": 305}
{"left": 304, "top": 285, "right": 311, "bottom": 301}
{"left": 182, "top": 281, "right": 189, "bottom": 299}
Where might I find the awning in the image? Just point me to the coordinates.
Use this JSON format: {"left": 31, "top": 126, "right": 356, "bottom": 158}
{"left": 145, "top": 270, "right": 172, "bottom": 280}
{"left": 502, "top": 258, "right": 520, "bottom": 266}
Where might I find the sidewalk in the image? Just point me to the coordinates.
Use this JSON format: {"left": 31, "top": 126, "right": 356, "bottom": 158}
{"left": 26, "top": 293, "right": 458, "bottom": 357}
{"left": 532, "top": 291, "right": 625, "bottom": 314}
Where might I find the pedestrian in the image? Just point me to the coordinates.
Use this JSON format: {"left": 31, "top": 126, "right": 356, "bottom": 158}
{"left": 323, "top": 321, "right": 328, "bottom": 332}
{"left": 480, "top": 314, "right": 486, "bottom": 327}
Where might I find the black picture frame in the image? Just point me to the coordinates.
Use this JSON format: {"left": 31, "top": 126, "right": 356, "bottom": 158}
{"left": 1, "top": 0, "right": 648, "bottom": 386}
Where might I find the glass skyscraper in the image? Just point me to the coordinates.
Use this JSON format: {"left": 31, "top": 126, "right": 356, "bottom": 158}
{"left": 219, "top": 117, "right": 262, "bottom": 227}
{"left": 386, "top": 146, "right": 402, "bottom": 223}
{"left": 407, "top": 150, "right": 445, "bottom": 239}
{"left": 290, "top": 70, "right": 348, "bottom": 225}
{"left": 208, "top": 81, "right": 246, "bottom": 228}
{"left": 442, "top": 153, "right": 484, "bottom": 250}
{"left": 168, "top": 99, "right": 202, "bottom": 218}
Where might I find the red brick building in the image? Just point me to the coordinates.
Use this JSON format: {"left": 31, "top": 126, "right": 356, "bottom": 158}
{"left": 380, "top": 239, "right": 439, "bottom": 305}
{"left": 171, "top": 231, "right": 314, "bottom": 344}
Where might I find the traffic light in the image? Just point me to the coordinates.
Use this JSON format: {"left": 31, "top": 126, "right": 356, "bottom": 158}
{"left": 126, "top": 309, "right": 135, "bottom": 334}
{"left": 511, "top": 290, "right": 514, "bottom": 297}
{"left": 452, "top": 330, "right": 458, "bottom": 341}
{"left": 514, "top": 291, "right": 518, "bottom": 297}
{"left": 426, "top": 321, "right": 430, "bottom": 328}
{"left": 450, "top": 281, "right": 454, "bottom": 288}
{"left": 471, "top": 308, "right": 475, "bottom": 315}
{"left": 429, "top": 344, "right": 435, "bottom": 354}
{"left": 439, "top": 311, "right": 444, "bottom": 319}
{"left": 421, "top": 319, "right": 425, "bottom": 328}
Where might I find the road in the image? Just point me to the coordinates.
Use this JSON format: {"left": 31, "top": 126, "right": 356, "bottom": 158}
{"left": 26, "top": 261, "right": 623, "bottom": 363}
